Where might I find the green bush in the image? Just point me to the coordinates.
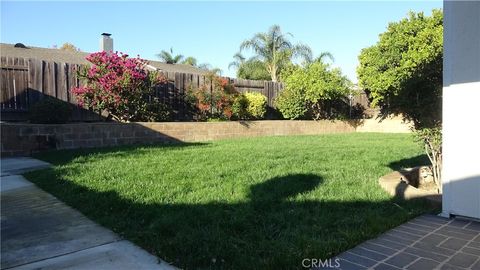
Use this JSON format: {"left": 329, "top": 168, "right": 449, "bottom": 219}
{"left": 29, "top": 97, "right": 73, "bottom": 124}
{"left": 232, "top": 94, "right": 249, "bottom": 120}
{"left": 244, "top": 92, "right": 267, "bottom": 119}
{"left": 276, "top": 62, "right": 351, "bottom": 120}
{"left": 143, "top": 98, "right": 172, "bottom": 122}
{"left": 232, "top": 92, "right": 267, "bottom": 120}
{"left": 274, "top": 87, "right": 307, "bottom": 119}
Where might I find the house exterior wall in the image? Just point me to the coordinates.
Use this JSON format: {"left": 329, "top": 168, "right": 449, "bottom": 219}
{"left": 442, "top": 1, "right": 480, "bottom": 219}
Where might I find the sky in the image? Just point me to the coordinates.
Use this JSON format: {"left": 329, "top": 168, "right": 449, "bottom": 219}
{"left": 1, "top": 1, "right": 442, "bottom": 82}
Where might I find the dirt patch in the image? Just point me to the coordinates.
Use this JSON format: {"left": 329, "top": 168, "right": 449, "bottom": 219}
{"left": 379, "top": 166, "right": 441, "bottom": 206}
{"left": 399, "top": 166, "right": 440, "bottom": 193}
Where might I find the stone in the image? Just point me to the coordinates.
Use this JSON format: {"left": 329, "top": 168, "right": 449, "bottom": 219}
{"left": 406, "top": 258, "right": 440, "bottom": 270}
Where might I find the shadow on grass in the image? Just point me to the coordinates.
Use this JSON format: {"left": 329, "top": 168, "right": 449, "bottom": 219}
{"left": 33, "top": 141, "right": 210, "bottom": 166}
{"left": 388, "top": 154, "right": 430, "bottom": 171}
{"left": 24, "top": 167, "right": 437, "bottom": 270}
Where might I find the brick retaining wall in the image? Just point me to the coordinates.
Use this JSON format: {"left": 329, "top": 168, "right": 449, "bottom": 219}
{"left": 0, "top": 119, "right": 411, "bottom": 156}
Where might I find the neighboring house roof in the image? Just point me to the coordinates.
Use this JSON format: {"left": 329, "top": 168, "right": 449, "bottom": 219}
{"left": 0, "top": 43, "right": 208, "bottom": 75}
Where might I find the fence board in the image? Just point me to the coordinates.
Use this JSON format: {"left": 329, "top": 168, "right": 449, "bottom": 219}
{"left": 16, "top": 68, "right": 28, "bottom": 110}
{"left": 41, "top": 61, "right": 51, "bottom": 97}
{"left": 56, "top": 62, "right": 68, "bottom": 102}
{"left": 1, "top": 57, "right": 8, "bottom": 110}
{"left": 28, "top": 58, "right": 42, "bottom": 108}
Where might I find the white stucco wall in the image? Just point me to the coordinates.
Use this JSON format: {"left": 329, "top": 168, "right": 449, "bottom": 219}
{"left": 442, "top": 1, "right": 480, "bottom": 219}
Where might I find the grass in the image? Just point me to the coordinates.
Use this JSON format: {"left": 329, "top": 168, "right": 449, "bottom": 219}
{"left": 25, "top": 133, "right": 437, "bottom": 270}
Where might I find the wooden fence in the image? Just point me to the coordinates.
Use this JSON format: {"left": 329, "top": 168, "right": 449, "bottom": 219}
{"left": 0, "top": 56, "right": 285, "bottom": 121}
{"left": 1, "top": 57, "right": 99, "bottom": 121}
{"left": 1, "top": 56, "right": 370, "bottom": 121}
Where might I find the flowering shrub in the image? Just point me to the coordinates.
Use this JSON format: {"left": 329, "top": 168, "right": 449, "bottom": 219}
{"left": 72, "top": 51, "right": 169, "bottom": 122}
{"left": 186, "top": 72, "right": 237, "bottom": 120}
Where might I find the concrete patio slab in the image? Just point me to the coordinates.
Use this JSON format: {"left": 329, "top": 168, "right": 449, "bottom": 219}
{"left": 1, "top": 184, "right": 120, "bottom": 269}
{"left": 325, "top": 215, "right": 480, "bottom": 270}
{"left": 0, "top": 175, "right": 33, "bottom": 192}
{"left": 7, "top": 240, "right": 173, "bottom": 270}
{"left": 1, "top": 157, "right": 51, "bottom": 175}
{"left": 0, "top": 157, "right": 176, "bottom": 270}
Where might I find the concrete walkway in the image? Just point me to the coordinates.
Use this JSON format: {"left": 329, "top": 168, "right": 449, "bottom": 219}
{"left": 327, "top": 214, "right": 480, "bottom": 270}
{"left": 1, "top": 157, "right": 176, "bottom": 270}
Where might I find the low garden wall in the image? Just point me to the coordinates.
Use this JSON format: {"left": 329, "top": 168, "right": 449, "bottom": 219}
{"left": 1, "top": 119, "right": 411, "bottom": 156}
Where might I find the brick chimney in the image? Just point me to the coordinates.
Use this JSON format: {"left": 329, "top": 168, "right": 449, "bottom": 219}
{"left": 100, "top": 33, "right": 113, "bottom": 52}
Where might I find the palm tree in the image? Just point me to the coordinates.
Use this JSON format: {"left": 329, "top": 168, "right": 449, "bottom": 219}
{"left": 157, "top": 48, "right": 184, "bottom": 64}
{"left": 228, "top": 52, "right": 270, "bottom": 80}
{"left": 198, "top": 63, "right": 222, "bottom": 75}
{"left": 237, "top": 60, "right": 271, "bottom": 80}
{"left": 311, "top": 51, "right": 335, "bottom": 64}
{"left": 181, "top": 56, "right": 198, "bottom": 66}
{"left": 239, "top": 25, "right": 312, "bottom": 82}
{"left": 228, "top": 52, "right": 246, "bottom": 70}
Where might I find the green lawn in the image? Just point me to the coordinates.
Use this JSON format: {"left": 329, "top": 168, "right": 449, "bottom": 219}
{"left": 25, "top": 133, "right": 437, "bottom": 270}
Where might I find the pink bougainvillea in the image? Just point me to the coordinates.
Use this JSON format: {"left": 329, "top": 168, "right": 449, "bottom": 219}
{"left": 72, "top": 51, "right": 167, "bottom": 122}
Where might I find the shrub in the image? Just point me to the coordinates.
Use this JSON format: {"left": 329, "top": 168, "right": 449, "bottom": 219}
{"left": 232, "top": 94, "right": 249, "bottom": 120}
{"left": 186, "top": 72, "right": 237, "bottom": 120}
{"left": 415, "top": 127, "right": 442, "bottom": 192}
{"left": 72, "top": 51, "right": 169, "bottom": 122}
{"left": 143, "top": 98, "right": 172, "bottom": 122}
{"left": 244, "top": 92, "right": 267, "bottom": 119}
{"left": 276, "top": 63, "right": 351, "bottom": 120}
{"left": 232, "top": 92, "right": 267, "bottom": 120}
{"left": 274, "top": 87, "right": 307, "bottom": 120}
{"left": 29, "top": 97, "right": 72, "bottom": 124}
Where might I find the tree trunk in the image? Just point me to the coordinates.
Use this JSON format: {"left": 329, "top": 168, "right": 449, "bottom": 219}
{"left": 270, "top": 65, "right": 277, "bottom": 82}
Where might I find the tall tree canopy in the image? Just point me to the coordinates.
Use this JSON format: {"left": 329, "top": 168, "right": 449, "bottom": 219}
{"left": 60, "top": 42, "right": 81, "bottom": 52}
{"left": 239, "top": 25, "right": 312, "bottom": 82}
{"left": 357, "top": 9, "right": 443, "bottom": 128}
{"left": 308, "top": 52, "right": 335, "bottom": 65}
{"left": 157, "top": 48, "right": 184, "bottom": 64}
{"left": 181, "top": 56, "right": 198, "bottom": 66}
{"left": 229, "top": 52, "right": 271, "bottom": 81}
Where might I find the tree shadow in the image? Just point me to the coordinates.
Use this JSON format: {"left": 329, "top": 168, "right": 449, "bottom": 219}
{"left": 32, "top": 141, "right": 209, "bottom": 166}
{"left": 23, "top": 170, "right": 436, "bottom": 270}
{"left": 388, "top": 154, "right": 430, "bottom": 171}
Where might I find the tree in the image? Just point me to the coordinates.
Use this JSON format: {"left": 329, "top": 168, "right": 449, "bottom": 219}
{"left": 228, "top": 52, "right": 246, "bottom": 70}
{"left": 181, "top": 56, "right": 198, "bottom": 66}
{"left": 157, "top": 48, "right": 184, "bottom": 64}
{"left": 237, "top": 60, "right": 271, "bottom": 81}
{"left": 310, "top": 51, "right": 335, "bottom": 64}
{"left": 60, "top": 42, "right": 80, "bottom": 52}
{"left": 357, "top": 10, "right": 442, "bottom": 128}
{"left": 276, "top": 62, "right": 351, "bottom": 119}
{"left": 239, "top": 25, "right": 312, "bottom": 82}
{"left": 229, "top": 53, "right": 270, "bottom": 80}
{"left": 357, "top": 9, "right": 443, "bottom": 189}
{"left": 197, "top": 63, "right": 222, "bottom": 75}
{"left": 161, "top": 53, "right": 221, "bottom": 74}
